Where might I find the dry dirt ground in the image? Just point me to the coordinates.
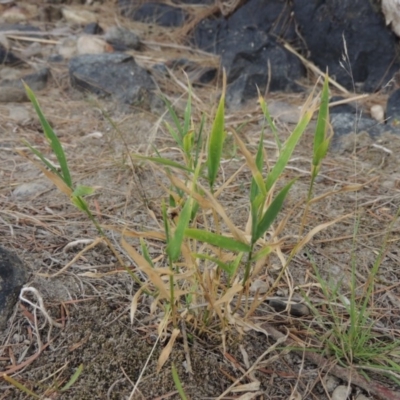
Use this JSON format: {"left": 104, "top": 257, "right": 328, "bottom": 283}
{"left": 1, "top": 2, "right": 400, "bottom": 400}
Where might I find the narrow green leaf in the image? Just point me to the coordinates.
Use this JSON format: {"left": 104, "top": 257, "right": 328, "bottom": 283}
{"left": 23, "top": 140, "right": 63, "bottom": 179}
{"left": 70, "top": 195, "right": 89, "bottom": 212}
{"left": 193, "top": 253, "right": 237, "bottom": 275}
{"left": 185, "top": 228, "right": 251, "bottom": 252}
{"left": 162, "top": 201, "right": 170, "bottom": 243}
{"left": 183, "top": 130, "right": 194, "bottom": 155}
{"left": 162, "top": 95, "right": 183, "bottom": 139}
{"left": 265, "top": 111, "right": 313, "bottom": 192}
{"left": 166, "top": 198, "right": 193, "bottom": 262}
{"left": 60, "top": 364, "right": 83, "bottom": 392}
{"left": 251, "top": 245, "right": 272, "bottom": 262}
{"left": 253, "top": 179, "right": 296, "bottom": 243}
{"left": 24, "top": 83, "right": 72, "bottom": 188}
{"left": 3, "top": 375, "right": 40, "bottom": 398}
{"left": 132, "top": 154, "right": 193, "bottom": 172}
{"left": 258, "top": 91, "right": 281, "bottom": 150}
{"left": 72, "top": 185, "right": 95, "bottom": 197}
{"left": 250, "top": 130, "right": 265, "bottom": 203}
{"left": 140, "top": 237, "right": 154, "bottom": 268}
{"left": 313, "top": 73, "right": 330, "bottom": 167}
{"left": 183, "top": 89, "right": 192, "bottom": 136}
{"left": 207, "top": 75, "right": 226, "bottom": 189}
{"left": 172, "top": 363, "right": 188, "bottom": 400}
{"left": 165, "top": 121, "right": 183, "bottom": 147}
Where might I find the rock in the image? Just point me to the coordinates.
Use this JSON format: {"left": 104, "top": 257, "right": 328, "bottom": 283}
{"left": 62, "top": 7, "right": 97, "bottom": 25}
{"left": 69, "top": 53, "right": 156, "bottom": 106}
{"left": 57, "top": 36, "right": 78, "bottom": 59}
{"left": 0, "top": 68, "right": 49, "bottom": 102}
{"left": 3, "top": 67, "right": 49, "bottom": 90}
{"left": 0, "top": 246, "right": 28, "bottom": 331}
{"left": 223, "top": 32, "right": 303, "bottom": 108}
{"left": 331, "top": 113, "right": 390, "bottom": 141}
{"left": 0, "top": 23, "right": 42, "bottom": 36}
{"left": 386, "top": 89, "right": 400, "bottom": 127}
{"left": 77, "top": 35, "right": 110, "bottom": 55}
{"left": 329, "top": 96, "right": 357, "bottom": 114}
{"left": 6, "top": 104, "right": 30, "bottom": 123}
{"left": 355, "top": 394, "right": 370, "bottom": 400}
{"left": 104, "top": 26, "right": 141, "bottom": 51}
{"left": 382, "top": 0, "right": 400, "bottom": 37}
{"left": 193, "top": 0, "right": 304, "bottom": 107}
{"left": 83, "top": 22, "right": 104, "bottom": 35}
{"left": 0, "top": 44, "right": 22, "bottom": 65}
{"left": 323, "top": 375, "right": 340, "bottom": 392}
{"left": 1, "top": 5, "right": 28, "bottom": 23}
{"left": 293, "top": 0, "right": 400, "bottom": 92}
{"left": 120, "top": 1, "right": 187, "bottom": 27}
{"left": 331, "top": 385, "right": 350, "bottom": 400}
{"left": 13, "top": 181, "right": 49, "bottom": 200}
{"left": 370, "top": 104, "right": 385, "bottom": 123}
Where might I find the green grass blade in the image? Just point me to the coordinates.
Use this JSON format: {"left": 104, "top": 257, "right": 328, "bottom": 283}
{"left": 3, "top": 375, "right": 40, "bottom": 398}
{"left": 72, "top": 185, "right": 95, "bottom": 197}
{"left": 24, "top": 83, "right": 72, "bottom": 188}
{"left": 185, "top": 228, "right": 251, "bottom": 252}
{"left": 265, "top": 111, "right": 313, "bottom": 192}
{"left": 313, "top": 73, "right": 330, "bottom": 167}
{"left": 194, "top": 253, "right": 237, "bottom": 276}
{"left": 166, "top": 198, "right": 193, "bottom": 262}
{"left": 23, "top": 140, "right": 63, "bottom": 179}
{"left": 165, "top": 121, "right": 183, "bottom": 147}
{"left": 253, "top": 179, "right": 296, "bottom": 244}
{"left": 171, "top": 363, "right": 188, "bottom": 400}
{"left": 140, "top": 237, "right": 154, "bottom": 268}
{"left": 60, "top": 364, "right": 84, "bottom": 392}
{"left": 183, "top": 89, "right": 192, "bottom": 136}
{"left": 132, "top": 155, "right": 193, "bottom": 172}
{"left": 162, "top": 96, "right": 183, "bottom": 139}
{"left": 258, "top": 90, "right": 281, "bottom": 150}
{"left": 207, "top": 74, "right": 226, "bottom": 190}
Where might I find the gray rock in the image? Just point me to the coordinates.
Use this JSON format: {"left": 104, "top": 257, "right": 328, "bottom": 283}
{"left": 69, "top": 53, "right": 156, "bottom": 106}
{"left": 331, "top": 385, "right": 350, "bottom": 400}
{"left": 120, "top": 1, "right": 187, "bottom": 27}
{"left": 331, "top": 113, "right": 393, "bottom": 144}
{"left": 0, "top": 246, "right": 28, "bottom": 331}
{"left": 0, "top": 68, "right": 50, "bottom": 102}
{"left": 104, "top": 26, "right": 141, "bottom": 50}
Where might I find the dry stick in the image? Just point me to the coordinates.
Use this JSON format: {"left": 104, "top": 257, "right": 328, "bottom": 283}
{"left": 262, "top": 323, "right": 400, "bottom": 400}
{"left": 282, "top": 41, "right": 350, "bottom": 94}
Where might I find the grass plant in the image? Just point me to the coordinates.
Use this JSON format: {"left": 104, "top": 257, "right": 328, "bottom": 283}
{"left": 20, "top": 71, "right": 400, "bottom": 397}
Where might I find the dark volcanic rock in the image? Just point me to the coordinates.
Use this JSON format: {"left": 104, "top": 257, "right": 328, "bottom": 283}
{"left": 329, "top": 96, "right": 357, "bottom": 114}
{"left": 331, "top": 113, "right": 391, "bottom": 141}
{"left": 119, "top": 1, "right": 187, "bottom": 27}
{"left": 193, "top": 0, "right": 304, "bottom": 107}
{"left": 0, "top": 246, "right": 28, "bottom": 331}
{"left": 69, "top": 53, "right": 156, "bottom": 106}
{"left": 83, "top": 22, "right": 104, "bottom": 35}
{"left": 293, "top": 0, "right": 400, "bottom": 92}
{"left": 0, "top": 45, "right": 22, "bottom": 66}
{"left": 386, "top": 89, "right": 400, "bottom": 128}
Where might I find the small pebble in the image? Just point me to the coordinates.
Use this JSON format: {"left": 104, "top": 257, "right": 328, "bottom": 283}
{"left": 331, "top": 385, "right": 350, "bottom": 400}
